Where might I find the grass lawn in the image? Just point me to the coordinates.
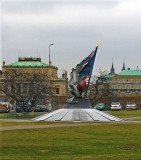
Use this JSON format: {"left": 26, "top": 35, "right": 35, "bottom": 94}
{"left": 1, "top": 123, "right": 141, "bottom": 160}
{"left": 0, "top": 110, "right": 141, "bottom": 127}
{"left": 106, "top": 110, "right": 141, "bottom": 118}
{"left": 0, "top": 110, "right": 141, "bottom": 119}
{"left": 0, "top": 121, "right": 50, "bottom": 127}
{"left": 0, "top": 111, "right": 44, "bottom": 119}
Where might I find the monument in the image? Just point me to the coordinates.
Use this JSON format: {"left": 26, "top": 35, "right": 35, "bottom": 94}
{"left": 33, "top": 44, "right": 122, "bottom": 122}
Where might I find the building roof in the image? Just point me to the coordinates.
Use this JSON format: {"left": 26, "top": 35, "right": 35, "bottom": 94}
{"left": 6, "top": 61, "right": 48, "bottom": 67}
{"left": 6, "top": 57, "right": 49, "bottom": 67}
{"left": 118, "top": 70, "right": 141, "bottom": 76}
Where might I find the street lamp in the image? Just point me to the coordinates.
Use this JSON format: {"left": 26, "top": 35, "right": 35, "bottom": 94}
{"left": 49, "top": 44, "right": 54, "bottom": 66}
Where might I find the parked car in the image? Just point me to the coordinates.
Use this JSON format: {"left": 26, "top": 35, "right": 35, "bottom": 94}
{"left": 34, "top": 105, "right": 47, "bottom": 112}
{"left": 126, "top": 102, "right": 137, "bottom": 110}
{"left": 16, "top": 101, "right": 33, "bottom": 112}
{"left": 0, "top": 102, "right": 12, "bottom": 113}
{"left": 94, "top": 103, "right": 109, "bottom": 111}
{"left": 9, "top": 109, "right": 16, "bottom": 113}
{"left": 111, "top": 102, "right": 122, "bottom": 110}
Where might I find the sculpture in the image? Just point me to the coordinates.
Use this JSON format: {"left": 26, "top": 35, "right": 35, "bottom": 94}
{"left": 67, "top": 44, "right": 99, "bottom": 103}
{"left": 33, "top": 43, "right": 122, "bottom": 121}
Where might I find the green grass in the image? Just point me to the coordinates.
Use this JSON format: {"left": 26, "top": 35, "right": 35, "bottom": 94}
{"left": 0, "top": 110, "right": 141, "bottom": 128}
{"left": 0, "top": 110, "right": 141, "bottom": 119}
{"left": 0, "top": 111, "right": 45, "bottom": 119}
{"left": 0, "top": 121, "right": 75, "bottom": 127}
{"left": 0, "top": 121, "right": 47, "bottom": 127}
{"left": 1, "top": 123, "right": 141, "bottom": 160}
{"left": 106, "top": 110, "right": 141, "bottom": 118}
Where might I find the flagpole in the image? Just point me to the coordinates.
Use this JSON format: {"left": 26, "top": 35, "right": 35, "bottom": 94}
{"left": 84, "top": 43, "right": 99, "bottom": 97}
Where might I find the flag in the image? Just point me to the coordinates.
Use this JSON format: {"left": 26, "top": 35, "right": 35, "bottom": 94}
{"left": 78, "top": 45, "right": 98, "bottom": 81}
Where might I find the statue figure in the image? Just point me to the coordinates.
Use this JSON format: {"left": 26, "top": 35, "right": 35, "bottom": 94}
{"left": 67, "top": 44, "right": 99, "bottom": 103}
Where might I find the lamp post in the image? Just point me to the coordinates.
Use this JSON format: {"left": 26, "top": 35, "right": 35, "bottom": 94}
{"left": 48, "top": 44, "right": 54, "bottom": 108}
{"left": 49, "top": 44, "right": 54, "bottom": 66}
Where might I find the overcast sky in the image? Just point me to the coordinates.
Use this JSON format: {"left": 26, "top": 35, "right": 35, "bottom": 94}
{"left": 1, "top": 0, "right": 141, "bottom": 77}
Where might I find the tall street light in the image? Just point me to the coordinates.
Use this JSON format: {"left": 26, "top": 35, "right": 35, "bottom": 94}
{"left": 48, "top": 44, "right": 54, "bottom": 109}
{"left": 49, "top": 44, "right": 54, "bottom": 66}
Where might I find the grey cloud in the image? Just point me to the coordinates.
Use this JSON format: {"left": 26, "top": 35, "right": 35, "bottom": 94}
{"left": 2, "top": 0, "right": 119, "bottom": 14}
{"left": 1, "top": 0, "right": 141, "bottom": 75}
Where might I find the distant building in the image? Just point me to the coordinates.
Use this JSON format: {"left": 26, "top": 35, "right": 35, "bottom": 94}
{"left": 90, "top": 64, "right": 141, "bottom": 107}
{"left": 110, "top": 69, "right": 141, "bottom": 107}
{"left": 0, "top": 57, "right": 68, "bottom": 107}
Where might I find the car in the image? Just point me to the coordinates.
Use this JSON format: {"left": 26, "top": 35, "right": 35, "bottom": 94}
{"left": 94, "top": 103, "right": 109, "bottom": 111}
{"left": 0, "top": 102, "right": 12, "bottom": 113}
{"left": 16, "top": 101, "right": 33, "bottom": 112}
{"left": 111, "top": 102, "right": 122, "bottom": 110}
{"left": 9, "top": 109, "right": 16, "bottom": 113}
{"left": 34, "top": 105, "right": 47, "bottom": 112}
{"left": 15, "top": 106, "right": 23, "bottom": 113}
{"left": 126, "top": 102, "right": 137, "bottom": 110}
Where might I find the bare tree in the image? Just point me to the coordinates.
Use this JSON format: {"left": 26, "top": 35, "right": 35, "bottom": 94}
{"left": 0, "top": 69, "right": 55, "bottom": 112}
{"left": 90, "top": 70, "right": 113, "bottom": 105}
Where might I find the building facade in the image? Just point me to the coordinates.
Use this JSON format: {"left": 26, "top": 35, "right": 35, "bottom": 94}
{"left": 110, "top": 69, "right": 141, "bottom": 108}
{"left": 0, "top": 57, "right": 68, "bottom": 108}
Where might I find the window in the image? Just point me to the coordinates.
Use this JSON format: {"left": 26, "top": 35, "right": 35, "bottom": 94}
{"left": 121, "top": 89, "right": 127, "bottom": 95}
{"left": 130, "top": 84, "right": 134, "bottom": 89}
{"left": 4, "top": 82, "right": 8, "bottom": 92}
{"left": 42, "top": 88, "right": 46, "bottom": 94}
{"left": 112, "top": 85, "right": 117, "bottom": 89}
{"left": 135, "top": 79, "right": 138, "bottom": 83}
{"left": 11, "top": 86, "right": 15, "bottom": 94}
{"left": 138, "top": 90, "right": 141, "bottom": 94}
{"left": 139, "top": 84, "right": 141, "bottom": 89}
{"left": 121, "top": 79, "right": 125, "bottom": 83}
{"left": 16, "top": 83, "right": 21, "bottom": 95}
{"left": 23, "top": 83, "right": 28, "bottom": 94}
{"left": 112, "top": 89, "right": 118, "bottom": 95}
{"left": 129, "top": 89, "right": 135, "bottom": 95}
{"left": 117, "top": 79, "right": 121, "bottom": 83}
{"left": 122, "top": 84, "right": 126, "bottom": 89}
{"left": 130, "top": 79, "right": 134, "bottom": 83}
{"left": 55, "top": 87, "right": 60, "bottom": 94}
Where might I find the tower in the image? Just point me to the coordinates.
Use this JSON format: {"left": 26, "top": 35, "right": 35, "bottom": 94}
{"left": 122, "top": 59, "right": 126, "bottom": 71}
{"left": 110, "top": 60, "right": 115, "bottom": 75}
